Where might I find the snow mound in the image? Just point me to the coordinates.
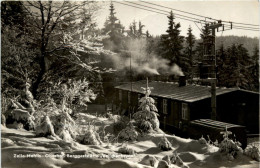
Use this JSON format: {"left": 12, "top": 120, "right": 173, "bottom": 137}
{"left": 1, "top": 138, "right": 15, "bottom": 147}
{"left": 118, "top": 145, "right": 136, "bottom": 155}
{"left": 157, "top": 160, "right": 170, "bottom": 168}
{"left": 158, "top": 136, "right": 172, "bottom": 151}
{"left": 139, "top": 155, "right": 159, "bottom": 167}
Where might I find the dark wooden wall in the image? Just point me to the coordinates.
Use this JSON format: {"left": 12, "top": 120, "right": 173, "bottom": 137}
{"left": 190, "top": 91, "right": 259, "bottom": 134}
{"left": 216, "top": 90, "right": 259, "bottom": 134}
{"left": 115, "top": 88, "right": 259, "bottom": 134}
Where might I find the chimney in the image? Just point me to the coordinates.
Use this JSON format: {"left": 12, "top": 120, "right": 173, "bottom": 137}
{"left": 179, "top": 75, "right": 186, "bottom": 87}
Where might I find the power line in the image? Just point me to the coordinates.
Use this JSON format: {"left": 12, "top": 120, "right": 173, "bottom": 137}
{"left": 140, "top": 0, "right": 208, "bottom": 20}
{"left": 126, "top": 1, "right": 259, "bottom": 30}
{"left": 137, "top": 1, "right": 258, "bottom": 30}
{"left": 225, "top": 26, "right": 259, "bottom": 31}
{"left": 225, "top": 24, "right": 259, "bottom": 30}
{"left": 113, "top": 1, "right": 167, "bottom": 16}
{"left": 113, "top": 1, "right": 259, "bottom": 32}
{"left": 222, "top": 21, "right": 259, "bottom": 27}
{"left": 125, "top": 1, "right": 204, "bottom": 23}
{"left": 114, "top": 1, "right": 200, "bottom": 23}
{"left": 140, "top": 0, "right": 260, "bottom": 27}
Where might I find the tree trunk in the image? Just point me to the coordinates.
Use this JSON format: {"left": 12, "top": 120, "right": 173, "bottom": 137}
{"left": 32, "top": 55, "right": 45, "bottom": 99}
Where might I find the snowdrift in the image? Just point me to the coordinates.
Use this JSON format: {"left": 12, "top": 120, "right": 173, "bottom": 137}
{"left": 1, "top": 113, "right": 259, "bottom": 168}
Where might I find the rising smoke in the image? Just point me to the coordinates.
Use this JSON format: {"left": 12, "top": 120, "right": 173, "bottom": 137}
{"left": 107, "top": 38, "right": 184, "bottom": 76}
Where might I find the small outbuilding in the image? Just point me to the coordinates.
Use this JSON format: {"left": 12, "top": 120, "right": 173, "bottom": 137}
{"left": 189, "top": 119, "right": 247, "bottom": 148}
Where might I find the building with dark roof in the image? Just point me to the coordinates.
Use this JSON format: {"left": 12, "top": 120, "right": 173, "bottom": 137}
{"left": 114, "top": 80, "right": 259, "bottom": 134}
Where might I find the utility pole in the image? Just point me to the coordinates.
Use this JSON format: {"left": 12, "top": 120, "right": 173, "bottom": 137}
{"left": 193, "top": 21, "right": 232, "bottom": 120}
{"left": 201, "top": 21, "right": 222, "bottom": 120}
{"left": 208, "top": 21, "right": 223, "bottom": 120}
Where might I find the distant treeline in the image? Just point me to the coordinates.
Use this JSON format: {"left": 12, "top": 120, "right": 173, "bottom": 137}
{"left": 216, "top": 36, "right": 259, "bottom": 56}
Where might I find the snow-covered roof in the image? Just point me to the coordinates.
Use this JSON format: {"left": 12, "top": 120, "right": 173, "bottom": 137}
{"left": 115, "top": 80, "right": 240, "bottom": 103}
{"left": 190, "top": 119, "right": 245, "bottom": 128}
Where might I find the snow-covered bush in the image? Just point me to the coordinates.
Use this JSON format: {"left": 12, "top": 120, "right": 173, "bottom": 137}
{"left": 34, "top": 98, "right": 76, "bottom": 141}
{"left": 35, "top": 115, "right": 58, "bottom": 138}
{"left": 158, "top": 135, "right": 172, "bottom": 151}
{"left": 133, "top": 85, "right": 160, "bottom": 133}
{"left": 7, "top": 121, "right": 24, "bottom": 130}
{"left": 80, "top": 130, "right": 102, "bottom": 145}
{"left": 118, "top": 122, "right": 138, "bottom": 141}
{"left": 219, "top": 127, "right": 243, "bottom": 160}
{"left": 112, "top": 116, "right": 129, "bottom": 134}
{"left": 42, "top": 79, "right": 96, "bottom": 116}
{"left": 4, "top": 85, "right": 36, "bottom": 131}
{"left": 52, "top": 107, "right": 77, "bottom": 142}
{"left": 118, "top": 144, "right": 136, "bottom": 155}
{"left": 198, "top": 136, "right": 207, "bottom": 144}
{"left": 244, "top": 144, "right": 260, "bottom": 161}
{"left": 35, "top": 79, "right": 96, "bottom": 142}
{"left": 77, "top": 123, "right": 102, "bottom": 145}
{"left": 6, "top": 108, "right": 35, "bottom": 131}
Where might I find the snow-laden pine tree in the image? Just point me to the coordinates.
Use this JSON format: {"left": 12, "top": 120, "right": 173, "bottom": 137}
{"left": 133, "top": 80, "right": 160, "bottom": 133}
{"left": 219, "top": 126, "right": 243, "bottom": 161}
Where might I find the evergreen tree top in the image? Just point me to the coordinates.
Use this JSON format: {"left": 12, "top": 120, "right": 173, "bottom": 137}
{"left": 186, "top": 26, "right": 196, "bottom": 46}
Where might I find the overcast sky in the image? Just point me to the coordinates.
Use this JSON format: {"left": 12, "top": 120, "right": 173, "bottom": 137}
{"left": 94, "top": 1, "right": 259, "bottom": 39}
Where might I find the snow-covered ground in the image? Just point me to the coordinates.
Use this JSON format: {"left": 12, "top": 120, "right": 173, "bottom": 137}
{"left": 2, "top": 113, "right": 259, "bottom": 168}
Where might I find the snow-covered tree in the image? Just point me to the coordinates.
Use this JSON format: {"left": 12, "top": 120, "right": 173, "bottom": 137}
{"left": 219, "top": 126, "right": 243, "bottom": 161}
{"left": 21, "top": 1, "right": 101, "bottom": 97}
{"left": 133, "top": 80, "right": 160, "bottom": 133}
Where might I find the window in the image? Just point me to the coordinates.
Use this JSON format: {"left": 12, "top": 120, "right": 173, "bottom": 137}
{"left": 128, "top": 92, "right": 131, "bottom": 104}
{"left": 182, "top": 103, "right": 188, "bottom": 120}
{"left": 119, "top": 90, "right": 122, "bottom": 101}
{"left": 163, "top": 99, "right": 168, "bottom": 114}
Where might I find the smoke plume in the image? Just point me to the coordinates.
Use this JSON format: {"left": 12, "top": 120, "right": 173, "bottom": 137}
{"left": 106, "top": 38, "right": 184, "bottom": 76}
